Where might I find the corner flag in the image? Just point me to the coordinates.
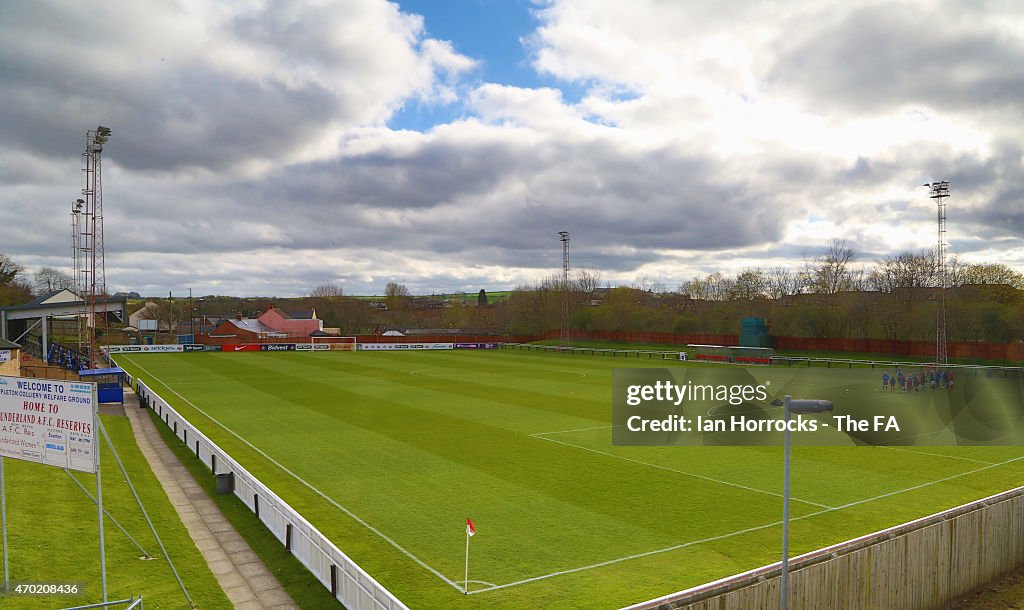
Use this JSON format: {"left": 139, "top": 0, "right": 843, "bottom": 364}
{"left": 464, "top": 518, "right": 476, "bottom": 594}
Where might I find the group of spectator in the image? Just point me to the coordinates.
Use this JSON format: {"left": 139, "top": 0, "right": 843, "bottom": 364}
{"left": 881, "top": 367, "right": 955, "bottom": 393}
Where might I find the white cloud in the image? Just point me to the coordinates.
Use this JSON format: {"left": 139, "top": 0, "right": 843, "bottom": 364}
{"left": 1, "top": 0, "right": 1022, "bottom": 296}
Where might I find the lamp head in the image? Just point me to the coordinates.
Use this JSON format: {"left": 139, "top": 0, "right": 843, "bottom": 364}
{"left": 784, "top": 395, "right": 834, "bottom": 414}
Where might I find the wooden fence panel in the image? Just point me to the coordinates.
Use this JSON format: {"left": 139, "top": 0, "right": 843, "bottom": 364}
{"left": 645, "top": 491, "right": 1024, "bottom": 610}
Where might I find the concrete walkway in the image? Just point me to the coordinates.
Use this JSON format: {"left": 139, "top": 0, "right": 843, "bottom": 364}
{"left": 123, "top": 390, "right": 299, "bottom": 609}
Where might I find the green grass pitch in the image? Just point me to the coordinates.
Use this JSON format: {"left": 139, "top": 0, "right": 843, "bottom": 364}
{"left": 115, "top": 350, "right": 1024, "bottom": 609}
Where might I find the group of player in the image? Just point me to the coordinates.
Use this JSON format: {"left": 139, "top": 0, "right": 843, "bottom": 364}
{"left": 881, "top": 367, "right": 954, "bottom": 393}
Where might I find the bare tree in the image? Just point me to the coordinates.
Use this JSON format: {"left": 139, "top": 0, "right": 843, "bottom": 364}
{"left": 867, "top": 250, "right": 936, "bottom": 293}
{"left": 803, "top": 239, "right": 857, "bottom": 297}
{"left": 765, "top": 266, "right": 800, "bottom": 299}
{"left": 310, "top": 283, "right": 343, "bottom": 298}
{"left": 0, "top": 253, "right": 24, "bottom": 285}
{"left": 679, "top": 276, "right": 708, "bottom": 301}
{"left": 0, "top": 253, "right": 31, "bottom": 306}
{"left": 574, "top": 270, "right": 602, "bottom": 295}
{"left": 705, "top": 272, "right": 733, "bottom": 301}
{"left": 34, "top": 267, "right": 75, "bottom": 295}
{"left": 957, "top": 263, "right": 1024, "bottom": 289}
{"left": 729, "top": 268, "right": 768, "bottom": 300}
{"left": 135, "top": 300, "right": 180, "bottom": 336}
{"left": 573, "top": 269, "right": 602, "bottom": 306}
{"left": 384, "top": 281, "right": 411, "bottom": 311}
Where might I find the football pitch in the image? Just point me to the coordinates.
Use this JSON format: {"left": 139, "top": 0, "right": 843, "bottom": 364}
{"left": 115, "top": 350, "right": 1024, "bottom": 609}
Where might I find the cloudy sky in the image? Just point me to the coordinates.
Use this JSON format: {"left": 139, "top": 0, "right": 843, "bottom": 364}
{"left": 2, "top": 0, "right": 1022, "bottom": 297}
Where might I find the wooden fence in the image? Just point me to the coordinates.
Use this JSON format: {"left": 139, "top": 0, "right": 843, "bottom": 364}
{"left": 537, "top": 330, "right": 1023, "bottom": 362}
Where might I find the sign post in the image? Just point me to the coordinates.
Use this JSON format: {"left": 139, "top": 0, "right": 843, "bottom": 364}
{"left": 0, "top": 375, "right": 99, "bottom": 596}
{"left": 1, "top": 457, "right": 7, "bottom": 592}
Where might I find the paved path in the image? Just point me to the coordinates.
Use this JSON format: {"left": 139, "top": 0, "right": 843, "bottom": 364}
{"left": 123, "top": 390, "right": 299, "bottom": 609}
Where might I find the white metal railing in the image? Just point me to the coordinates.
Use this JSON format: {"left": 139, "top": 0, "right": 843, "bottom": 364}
{"left": 134, "top": 379, "right": 409, "bottom": 610}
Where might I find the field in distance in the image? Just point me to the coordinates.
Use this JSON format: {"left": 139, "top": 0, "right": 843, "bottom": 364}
{"left": 116, "top": 349, "right": 1024, "bottom": 609}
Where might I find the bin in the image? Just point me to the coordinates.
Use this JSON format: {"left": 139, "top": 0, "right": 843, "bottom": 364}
{"left": 215, "top": 472, "right": 234, "bottom": 495}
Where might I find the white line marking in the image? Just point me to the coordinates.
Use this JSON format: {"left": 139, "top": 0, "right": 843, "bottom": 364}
{"left": 879, "top": 410, "right": 1024, "bottom": 445}
{"left": 467, "top": 517, "right": 791, "bottom": 595}
{"left": 532, "top": 425, "right": 613, "bottom": 436}
{"left": 529, "top": 434, "right": 835, "bottom": 510}
{"left": 408, "top": 368, "right": 587, "bottom": 379}
{"left": 123, "top": 355, "right": 1024, "bottom": 596}
{"left": 468, "top": 454, "right": 1024, "bottom": 594}
{"left": 881, "top": 446, "right": 997, "bottom": 465}
{"left": 825, "top": 455, "right": 1024, "bottom": 512}
{"left": 458, "top": 580, "right": 499, "bottom": 587}
{"left": 125, "top": 357, "right": 465, "bottom": 593}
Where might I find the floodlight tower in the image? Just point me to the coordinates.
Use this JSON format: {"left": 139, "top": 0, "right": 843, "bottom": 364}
{"left": 78, "top": 126, "right": 112, "bottom": 368}
{"left": 71, "top": 198, "right": 85, "bottom": 354}
{"left": 925, "top": 181, "right": 950, "bottom": 366}
{"left": 558, "top": 231, "right": 571, "bottom": 348}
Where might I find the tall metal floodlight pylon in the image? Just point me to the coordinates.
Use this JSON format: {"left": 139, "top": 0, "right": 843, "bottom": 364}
{"left": 71, "top": 197, "right": 85, "bottom": 355}
{"left": 78, "top": 126, "right": 112, "bottom": 368}
{"left": 558, "top": 231, "right": 571, "bottom": 348}
{"left": 925, "top": 181, "right": 950, "bottom": 366}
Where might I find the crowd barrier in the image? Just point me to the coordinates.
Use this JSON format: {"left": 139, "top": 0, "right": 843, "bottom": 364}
{"left": 501, "top": 343, "right": 684, "bottom": 360}
{"left": 132, "top": 378, "right": 408, "bottom": 610}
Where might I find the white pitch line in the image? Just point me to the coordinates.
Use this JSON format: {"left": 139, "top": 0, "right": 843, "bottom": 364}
{"left": 825, "top": 455, "right": 1024, "bottom": 512}
{"left": 409, "top": 368, "right": 587, "bottom": 379}
{"left": 881, "top": 446, "right": 998, "bottom": 465}
{"left": 532, "top": 425, "right": 614, "bottom": 436}
{"left": 879, "top": 410, "right": 1024, "bottom": 445}
{"left": 530, "top": 434, "right": 835, "bottom": 510}
{"left": 124, "top": 356, "right": 1024, "bottom": 597}
{"left": 467, "top": 516, "right": 793, "bottom": 595}
{"left": 459, "top": 579, "right": 499, "bottom": 588}
{"left": 468, "top": 453, "right": 1024, "bottom": 595}
{"left": 125, "top": 358, "right": 466, "bottom": 593}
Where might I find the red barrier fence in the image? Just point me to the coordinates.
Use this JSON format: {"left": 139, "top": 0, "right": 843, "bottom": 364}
{"left": 196, "top": 329, "right": 1022, "bottom": 361}
{"left": 537, "top": 329, "right": 1023, "bottom": 362}
{"left": 355, "top": 334, "right": 538, "bottom": 344}
{"left": 541, "top": 329, "right": 739, "bottom": 346}
{"left": 772, "top": 336, "right": 1024, "bottom": 361}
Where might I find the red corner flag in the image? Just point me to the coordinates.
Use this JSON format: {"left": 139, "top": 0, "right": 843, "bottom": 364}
{"left": 466, "top": 518, "right": 476, "bottom": 537}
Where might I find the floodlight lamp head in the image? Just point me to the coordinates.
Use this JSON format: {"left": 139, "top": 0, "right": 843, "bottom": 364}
{"left": 784, "top": 395, "right": 834, "bottom": 414}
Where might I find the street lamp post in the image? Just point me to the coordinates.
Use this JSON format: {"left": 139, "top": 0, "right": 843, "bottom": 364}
{"left": 781, "top": 395, "right": 833, "bottom": 610}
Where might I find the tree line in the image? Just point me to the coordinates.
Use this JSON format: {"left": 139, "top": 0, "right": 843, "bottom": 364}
{"left": 501, "top": 241, "right": 1024, "bottom": 343}
{"left": 3, "top": 246, "right": 1021, "bottom": 344}
{"left": 0, "top": 253, "right": 76, "bottom": 306}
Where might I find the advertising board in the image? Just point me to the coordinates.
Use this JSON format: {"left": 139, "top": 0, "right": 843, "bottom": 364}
{"left": 358, "top": 343, "right": 454, "bottom": 351}
{"left": 455, "top": 343, "right": 500, "bottom": 349}
{"left": 0, "top": 375, "right": 97, "bottom": 473}
{"left": 106, "top": 344, "right": 184, "bottom": 354}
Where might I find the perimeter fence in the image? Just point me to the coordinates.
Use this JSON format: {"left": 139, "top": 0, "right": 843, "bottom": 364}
{"left": 624, "top": 486, "right": 1024, "bottom": 610}
{"left": 128, "top": 375, "right": 409, "bottom": 610}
